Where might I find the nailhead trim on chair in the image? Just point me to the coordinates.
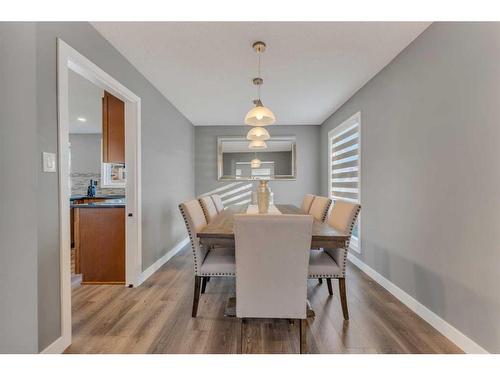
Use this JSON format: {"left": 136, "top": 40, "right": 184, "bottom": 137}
{"left": 339, "top": 203, "right": 361, "bottom": 278}
{"left": 321, "top": 199, "right": 333, "bottom": 223}
{"left": 178, "top": 203, "right": 201, "bottom": 275}
{"left": 179, "top": 203, "right": 236, "bottom": 278}
{"left": 308, "top": 274, "right": 343, "bottom": 278}
{"left": 310, "top": 203, "right": 361, "bottom": 279}
{"left": 198, "top": 196, "right": 212, "bottom": 223}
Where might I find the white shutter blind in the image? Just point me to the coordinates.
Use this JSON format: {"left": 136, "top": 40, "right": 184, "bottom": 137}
{"left": 329, "top": 119, "right": 360, "bottom": 203}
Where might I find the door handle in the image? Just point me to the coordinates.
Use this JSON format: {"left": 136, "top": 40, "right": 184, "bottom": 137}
{"left": 128, "top": 213, "right": 133, "bottom": 217}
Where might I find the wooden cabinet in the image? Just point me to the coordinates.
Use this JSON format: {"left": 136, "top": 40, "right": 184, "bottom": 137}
{"left": 74, "top": 207, "right": 125, "bottom": 284}
{"left": 102, "top": 91, "right": 125, "bottom": 163}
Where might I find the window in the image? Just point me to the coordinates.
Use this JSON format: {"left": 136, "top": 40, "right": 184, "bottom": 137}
{"left": 101, "top": 163, "right": 126, "bottom": 188}
{"left": 328, "top": 112, "right": 361, "bottom": 252}
{"left": 99, "top": 139, "right": 126, "bottom": 188}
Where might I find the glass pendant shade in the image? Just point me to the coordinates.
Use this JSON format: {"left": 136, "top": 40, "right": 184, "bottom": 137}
{"left": 250, "top": 158, "right": 261, "bottom": 168}
{"left": 246, "top": 126, "right": 270, "bottom": 141}
{"left": 248, "top": 140, "right": 267, "bottom": 150}
{"left": 244, "top": 101, "right": 276, "bottom": 126}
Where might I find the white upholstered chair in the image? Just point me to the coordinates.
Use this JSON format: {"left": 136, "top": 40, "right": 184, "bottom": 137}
{"left": 308, "top": 196, "right": 332, "bottom": 222}
{"left": 301, "top": 194, "right": 315, "bottom": 213}
{"left": 211, "top": 194, "right": 224, "bottom": 213}
{"left": 308, "top": 199, "right": 361, "bottom": 320}
{"left": 179, "top": 199, "right": 235, "bottom": 317}
{"left": 199, "top": 195, "right": 218, "bottom": 223}
{"left": 234, "top": 214, "right": 313, "bottom": 354}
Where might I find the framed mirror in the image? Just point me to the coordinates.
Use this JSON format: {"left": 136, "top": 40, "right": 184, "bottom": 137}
{"left": 217, "top": 136, "right": 296, "bottom": 181}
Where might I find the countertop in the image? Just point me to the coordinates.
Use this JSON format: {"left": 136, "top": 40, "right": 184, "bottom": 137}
{"left": 70, "top": 194, "right": 125, "bottom": 201}
{"left": 70, "top": 195, "right": 125, "bottom": 208}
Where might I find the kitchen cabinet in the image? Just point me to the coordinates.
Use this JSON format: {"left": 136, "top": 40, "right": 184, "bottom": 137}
{"left": 74, "top": 206, "right": 125, "bottom": 284}
{"left": 102, "top": 91, "right": 125, "bottom": 163}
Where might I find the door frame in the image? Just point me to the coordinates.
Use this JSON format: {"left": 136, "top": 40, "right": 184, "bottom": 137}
{"left": 56, "top": 39, "right": 142, "bottom": 350}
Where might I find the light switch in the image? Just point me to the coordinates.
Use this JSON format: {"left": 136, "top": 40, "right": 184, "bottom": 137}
{"left": 42, "top": 152, "right": 57, "bottom": 172}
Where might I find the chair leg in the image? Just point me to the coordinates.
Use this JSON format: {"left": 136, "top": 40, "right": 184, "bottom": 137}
{"left": 192, "top": 275, "right": 202, "bottom": 318}
{"left": 318, "top": 278, "right": 323, "bottom": 284}
{"left": 299, "top": 319, "right": 307, "bottom": 354}
{"left": 201, "top": 277, "right": 208, "bottom": 294}
{"left": 339, "top": 278, "right": 349, "bottom": 320}
{"left": 326, "top": 278, "right": 333, "bottom": 295}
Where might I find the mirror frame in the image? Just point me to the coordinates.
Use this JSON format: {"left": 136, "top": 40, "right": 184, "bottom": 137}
{"left": 217, "top": 135, "right": 297, "bottom": 181}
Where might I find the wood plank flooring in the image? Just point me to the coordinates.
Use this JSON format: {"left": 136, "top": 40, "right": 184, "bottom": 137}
{"left": 65, "top": 247, "right": 462, "bottom": 354}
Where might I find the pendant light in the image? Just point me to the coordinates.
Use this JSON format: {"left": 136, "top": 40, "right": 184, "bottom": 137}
{"left": 251, "top": 158, "right": 261, "bottom": 168}
{"left": 246, "top": 126, "right": 270, "bottom": 141}
{"left": 248, "top": 140, "right": 267, "bottom": 149}
{"left": 250, "top": 147, "right": 261, "bottom": 168}
{"left": 244, "top": 41, "right": 276, "bottom": 126}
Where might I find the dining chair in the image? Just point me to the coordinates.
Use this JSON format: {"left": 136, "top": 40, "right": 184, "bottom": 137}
{"left": 308, "top": 196, "right": 332, "bottom": 222}
{"left": 308, "top": 199, "right": 361, "bottom": 320}
{"left": 234, "top": 214, "right": 313, "bottom": 354}
{"left": 199, "top": 195, "right": 218, "bottom": 223}
{"left": 211, "top": 194, "right": 225, "bottom": 213}
{"left": 179, "top": 199, "right": 235, "bottom": 317}
{"left": 301, "top": 194, "right": 315, "bottom": 213}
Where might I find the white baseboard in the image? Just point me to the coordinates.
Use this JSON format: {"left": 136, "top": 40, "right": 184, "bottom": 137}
{"left": 137, "top": 237, "right": 189, "bottom": 286}
{"left": 347, "top": 253, "right": 489, "bottom": 354}
{"left": 40, "top": 335, "right": 70, "bottom": 354}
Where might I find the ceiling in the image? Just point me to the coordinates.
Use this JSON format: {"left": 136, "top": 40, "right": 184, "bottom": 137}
{"left": 92, "top": 22, "right": 430, "bottom": 126}
{"left": 68, "top": 70, "right": 102, "bottom": 134}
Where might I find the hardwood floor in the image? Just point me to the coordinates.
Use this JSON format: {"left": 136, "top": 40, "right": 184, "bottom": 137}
{"left": 65, "top": 247, "right": 462, "bottom": 354}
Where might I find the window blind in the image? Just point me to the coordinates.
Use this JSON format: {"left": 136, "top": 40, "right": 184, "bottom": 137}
{"left": 329, "top": 120, "right": 360, "bottom": 203}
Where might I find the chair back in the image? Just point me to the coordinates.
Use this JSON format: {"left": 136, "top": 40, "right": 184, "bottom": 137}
{"left": 234, "top": 214, "right": 313, "bottom": 319}
{"left": 324, "top": 200, "right": 361, "bottom": 277}
{"left": 327, "top": 200, "right": 361, "bottom": 235}
{"left": 211, "top": 194, "right": 224, "bottom": 213}
{"left": 179, "top": 200, "right": 209, "bottom": 275}
{"left": 301, "top": 194, "right": 315, "bottom": 213}
{"left": 199, "top": 196, "right": 218, "bottom": 223}
{"left": 308, "top": 196, "right": 332, "bottom": 222}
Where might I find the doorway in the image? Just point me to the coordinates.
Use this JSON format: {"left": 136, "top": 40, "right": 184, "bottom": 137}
{"left": 57, "top": 39, "right": 142, "bottom": 351}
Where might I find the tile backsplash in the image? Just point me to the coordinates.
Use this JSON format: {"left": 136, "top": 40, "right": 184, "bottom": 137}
{"left": 71, "top": 172, "right": 125, "bottom": 196}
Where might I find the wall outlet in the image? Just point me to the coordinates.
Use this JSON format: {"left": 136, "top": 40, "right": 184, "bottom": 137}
{"left": 42, "top": 152, "right": 57, "bottom": 172}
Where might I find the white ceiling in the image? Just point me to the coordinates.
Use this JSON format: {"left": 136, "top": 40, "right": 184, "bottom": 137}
{"left": 68, "top": 70, "right": 102, "bottom": 134}
{"left": 92, "top": 22, "right": 430, "bottom": 126}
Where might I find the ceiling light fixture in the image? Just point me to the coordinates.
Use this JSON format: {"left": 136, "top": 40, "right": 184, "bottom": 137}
{"left": 248, "top": 140, "right": 267, "bottom": 150}
{"left": 251, "top": 158, "right": 262, "bottom": 168}
{"left": 246, "top": 126, "right": 270, "bottom": 142}
{"left": 77, "top": 117, "right": 87, "bottom": 122}
{"left": 244, "top": 41, "right": 276, "bottom": 127}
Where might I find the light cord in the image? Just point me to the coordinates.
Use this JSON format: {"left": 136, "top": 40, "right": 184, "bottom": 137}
{"left": 258, "top": 51, "right": 261, "bottom": 100}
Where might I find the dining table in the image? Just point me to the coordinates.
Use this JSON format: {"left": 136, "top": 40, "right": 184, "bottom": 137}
{"left": 196, "top": 203, "right": 350, "bottom": 318}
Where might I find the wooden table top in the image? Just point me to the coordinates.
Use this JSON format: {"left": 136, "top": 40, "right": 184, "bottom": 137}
{"left": 197, "top": 204, "right": 349, "bottom": 243}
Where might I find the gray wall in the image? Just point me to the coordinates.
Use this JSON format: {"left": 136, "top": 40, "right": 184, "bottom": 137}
{"left": 35, "top": 22, "right": 195, "bottom": 350}
{"left": 0, "top": 22, "right": 195, "bottom": 352}
{"left": 0, "top": 23, "right": 39, "bottom": 353}
{"left": 320, "top": 22, "right": 500, "bottom": 352}
{"left": 69, "top": 134, "right": 101, "bottom": 174}
{"left": 195, "top": 126, "right": 320, "bottom": 206}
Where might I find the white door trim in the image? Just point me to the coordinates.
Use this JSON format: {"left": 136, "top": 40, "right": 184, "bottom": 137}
{"left": 51, "top": 39, "right": 142, "bottom": 353}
